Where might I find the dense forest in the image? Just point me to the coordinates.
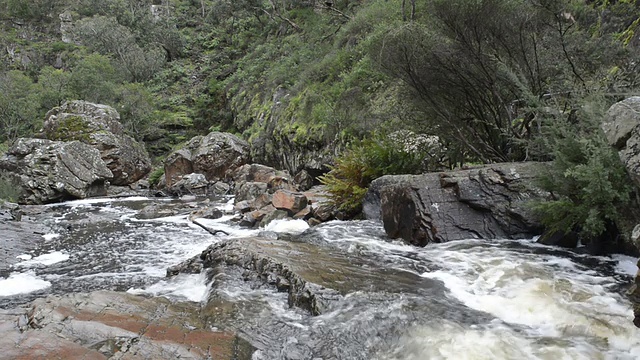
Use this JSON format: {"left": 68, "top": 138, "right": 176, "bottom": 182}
{"left": 1, "top": 0, "right": 640, "bottom": 240}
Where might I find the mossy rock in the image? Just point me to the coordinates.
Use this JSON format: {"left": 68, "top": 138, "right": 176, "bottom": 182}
{"left": 47, "top": 114, "right": 93, "bottom": 142}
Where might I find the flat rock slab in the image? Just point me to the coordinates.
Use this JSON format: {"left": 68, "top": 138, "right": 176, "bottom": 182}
{"left": 176, "top": 237, "right": 444, "bottom": 316}
{"left": 0, "top": 291, "right": 254, "bottom": 360}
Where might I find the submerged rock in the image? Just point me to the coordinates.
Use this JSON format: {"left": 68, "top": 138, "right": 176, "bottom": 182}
{"left": 364, "top": 162, "right": 547, "bottom": 246}
{"left": 0, "top": 291, "right": 254, "bottom": 359}
{"left": 0, "top": 138, "right": 113, "bottom": 204}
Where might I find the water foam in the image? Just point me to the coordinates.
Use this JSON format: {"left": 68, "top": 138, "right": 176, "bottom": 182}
{"left": 15, "top": 251, "right": 70, "bottom": 267}
{"left": 264, "top": 218, "right": 310, "bottom": 234}
{"left": 0, "top": 271, "right": 51, "bottom": 296}
{"left": 127, "top": 273, "right": 209, "bottom": 302}
{"left": 417, "top": 241, "right": 640, "bottom": 358}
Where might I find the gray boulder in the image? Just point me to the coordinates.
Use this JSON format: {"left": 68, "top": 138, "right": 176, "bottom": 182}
{"left": 364, "top": 162, "right": 546, "bottom": 246}
{"left": 43, "top": 100, "right": 151, "bottom": 186}
{"left": 0, "top": 138, "right": 113, "bottom": 204}
{"left": 602, "top": 97, "right": 640, "bottom": 188}
{"left": 164, "top": 132, "right": 250, "bottom": 188}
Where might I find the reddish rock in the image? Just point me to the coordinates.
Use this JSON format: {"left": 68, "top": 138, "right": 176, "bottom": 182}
{"left": 0, "top": 291, "right": 253, "bottom": 359}
{"left": 164, "top": 148, "right": 193, "bottom": 188}
{"left": 293, "top": 206, "right": 311, "bottom": 220}
{"left": 272, "top": 190, "right": 308, "bottom": 215}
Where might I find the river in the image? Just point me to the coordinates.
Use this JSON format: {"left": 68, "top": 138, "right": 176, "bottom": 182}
{"left": 0, "top": 196, "right": 638, "bottom": 359}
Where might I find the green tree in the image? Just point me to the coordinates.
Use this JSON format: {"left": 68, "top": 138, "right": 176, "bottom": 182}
{"left": 37, "top": 66, "right": 73, "bottom": 110}
{"left": 0, "top": 71, "right": 40, "bottom": 143}
{"left": 68, "top": 53, "right": 120, "bottom": 103}
{"left": 73, "top": 16, "right": 166, "bottom": 82}
{"left": 533, "top": 98, "right": 633, "bottom": 247}
{"left": 372, "top": 0, "right": 628, "bottom": 163}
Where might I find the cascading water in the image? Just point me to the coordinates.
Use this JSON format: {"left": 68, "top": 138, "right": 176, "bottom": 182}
{"left": 0, "top": 196, "right": 638, "bottom": 359}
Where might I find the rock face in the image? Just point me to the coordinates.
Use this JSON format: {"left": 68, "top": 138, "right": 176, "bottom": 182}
{"left": 602, "top": 97, "right": 640, "bottom": 329}
{"left": 0, "top": 291, "right": 254, "bottom": 359}
{"left": 0, "top": 138, "right": 113, "bottom": 204}
{"left": 43, "top": 100, "right": 151, "bottom": 186}
{"left": 364, "top": 162, "right": 546, "bottom": 246}
{"left": 164, "top": 132, "right": 250, "bottom": 188}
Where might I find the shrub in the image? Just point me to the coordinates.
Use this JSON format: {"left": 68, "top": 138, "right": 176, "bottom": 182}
{"left": 532, "top": 102, "right": 633, "bottom": 242}
{"left": 320, "top": 131, "right": 444, "bottom": 215}
{"left": 148, "top": 167, "right": 165, "bottom": 189}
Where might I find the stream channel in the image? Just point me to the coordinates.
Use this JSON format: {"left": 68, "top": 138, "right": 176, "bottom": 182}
{"left": 1, "top": 196, "right": 639, "bottom": 359}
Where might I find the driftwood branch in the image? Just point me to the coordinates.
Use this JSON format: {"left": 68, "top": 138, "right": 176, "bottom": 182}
{"left": 190, "top": 218, "right": 230, "bottom": 236}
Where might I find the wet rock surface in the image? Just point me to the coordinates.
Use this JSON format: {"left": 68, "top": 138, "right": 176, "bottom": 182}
{"left": 0, "top": 206, "right": 51, "bottom": 273}
{"left": 172, "top": 237, "right": 445, "bottom": 316}
{"left": 365, "top": 162, "right": 547, "bottom": 246}
{"left": 0, "top": 291, "right": 254, "bottom": 360}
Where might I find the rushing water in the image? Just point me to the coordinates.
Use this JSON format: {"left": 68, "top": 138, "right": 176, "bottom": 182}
{"left": 0, "top": 196, "right": 639, "bottom": 359}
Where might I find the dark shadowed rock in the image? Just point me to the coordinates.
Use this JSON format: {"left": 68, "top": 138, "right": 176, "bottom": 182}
{"left": 0, "top": 291, "right": 254, "bottom": 359}
{"left": 365, "top": 162, "right": 547, "bottom": 246}
{"left": 43, "top": 100, "right": 151, "bottom": 185}
{"left": 294, "top": 170, "right": 315, "bottom": 191}
{"left": 189, "top": 206, "right": 223, "bottom": 221}
{"left": 0, "top": 138, "right": 113, "bottom": 204}
{"left": 164, "top": 148, "right": 194, "bottom": 188}
{"left": 164, "top": 132, "right": 250, "bottom": 188}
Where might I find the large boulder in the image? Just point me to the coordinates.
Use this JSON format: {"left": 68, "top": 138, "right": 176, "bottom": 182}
{"left": 602, "top": 97, "right": 640, "bottom": 189}
{"left": 602, "top": 98, "right": 640, "bottom": 329}
{"left": 43, "top": 100, "right": 151, "bottom": 185}
{"left": 164, "top": 132, "right": 250, "bottom": 188}
{"left": 364, "top": 162, "right": 546, "bottom": 246}
{"left": 0, "top": 138, "right": 113, "bottom": 204}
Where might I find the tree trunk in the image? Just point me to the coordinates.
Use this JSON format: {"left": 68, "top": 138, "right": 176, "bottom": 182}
{"left": 402, "top": 0, "right": 407, "bottom": 21}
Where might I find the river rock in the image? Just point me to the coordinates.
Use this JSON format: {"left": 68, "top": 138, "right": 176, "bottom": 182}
{"left": 189, "top": 206, "right": 223, "bottom": 221}
{"left": 364, "top": 162, "right": 546, "bottom": 246}
{"left": 43, "top": 100, "right": 151, "bottom": 186}
{"left": 0, "top": 291, "right": 254, "bottom": 359}
{"left": 170, "top": 237, "right": 443, "bottom": 316}
{"left": 235, "top": 181, "right": 268, "bottom": 203}
{"left": 272, "top": 189, "right": 308, "bottom": 215}
{"left": 164, "top": 132, "right": 250, "bottom": 188}
{"left": 0, "top": 138, "right": 113, "bottom": 204}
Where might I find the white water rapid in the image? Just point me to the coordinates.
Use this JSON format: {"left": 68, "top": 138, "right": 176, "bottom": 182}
{"left": 0, "top": 197, "right": 637, "bottom": 359}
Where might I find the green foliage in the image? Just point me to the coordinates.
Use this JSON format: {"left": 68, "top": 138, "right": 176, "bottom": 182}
{"left": 148, "top": 167, "right": 165, "bottom": 188}
{"left": 532, "top": 100, "right": 633, "bottom": 240}
{"left": 372, "top": 0, "right": 633, "bottom": 164}
{"left": 320, "top": 132, "right": 438, "bottom": 214}
{"left": 0, "top": 70, "right": 40, "bottom": 143}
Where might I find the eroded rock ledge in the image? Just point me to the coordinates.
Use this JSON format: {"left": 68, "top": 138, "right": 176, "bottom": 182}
{"left": 0, "top": 291, "right": 254, "bottom": 360}
{"left": 364, "top": 162, "right": 547, "bottom": 246}
{"left": 168, "top": 237, "right": 443, "bottom": 316}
